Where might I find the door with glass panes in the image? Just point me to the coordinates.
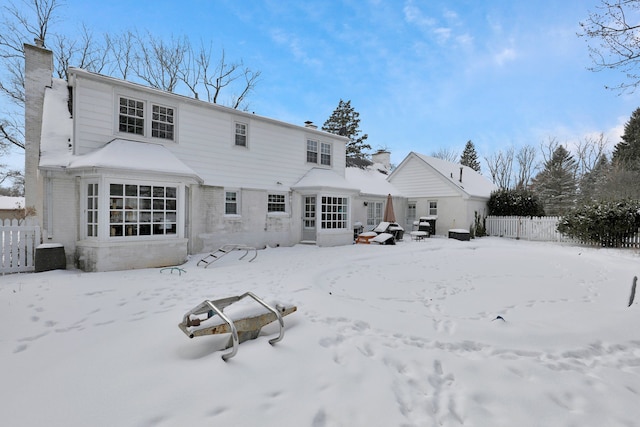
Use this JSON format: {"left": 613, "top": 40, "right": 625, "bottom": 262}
{"left": 302, "top": 196, "right": 316, "bottom": 241}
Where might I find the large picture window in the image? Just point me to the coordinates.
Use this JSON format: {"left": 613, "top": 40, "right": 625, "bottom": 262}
{"left": 321, "top": 196, "right": 348, "bottom": 229}
{"left": 109, "top": 183, "right": 177, "bottom": 237}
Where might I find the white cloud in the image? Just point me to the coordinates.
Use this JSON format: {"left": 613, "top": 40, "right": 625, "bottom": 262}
{"left": 269, "top": 28, "right": 322, "bottom": 68}
{"left": 494, "top": 47, "right": 517, "bottom": 66}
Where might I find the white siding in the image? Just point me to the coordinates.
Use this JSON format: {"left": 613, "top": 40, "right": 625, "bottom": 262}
{"left": 71, "top": 71, "right": 347, "bottom": 191}
{"left": 388, "top": 156, "right": 458, "bottom": 198}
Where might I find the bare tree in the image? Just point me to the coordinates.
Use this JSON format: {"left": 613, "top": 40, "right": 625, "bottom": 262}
{"left": 515, "top": 144, "right": 538, "bottom": 189}
{"left": 0, "top": 0, "right": 60, "bottom": 152}
{"left": 0, "top": 0, "right": 262, "bottom": 157}
{"left": 431, "top": 147, "right": 459, "bottom": 163}
{"left": 580, "top": 0, "right": 640, "bottom": 92}
{"left": 574, "top": 133, "right": 609, "bottom": 178}
{"left": 485, "top": 147, "right": 514, "bottom": 190}
{"left": 106, "top": 31, "right": 135, "bottom": 80}
{"left": 134, "top": 32, "right": 188, "bottom": 93}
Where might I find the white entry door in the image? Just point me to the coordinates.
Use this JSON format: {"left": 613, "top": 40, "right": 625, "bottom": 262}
{"left": 302, "top": 196, "right": 316, "bottom": 242}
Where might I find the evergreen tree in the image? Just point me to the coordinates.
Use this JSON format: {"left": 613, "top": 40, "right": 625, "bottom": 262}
{"left": 322, "top": 99, "right": 371, "bottom": 168}
{"left": 578, "top": 154, "right": 611, "bottom": 203}
{"left": 530, "top": 145, "right": 577, "bottom": 215}
{"left": 612, "top": 107, "right": 640, "bottom": 171}
{"left": 460, "top": 140, "right": 481, "bottom": 172}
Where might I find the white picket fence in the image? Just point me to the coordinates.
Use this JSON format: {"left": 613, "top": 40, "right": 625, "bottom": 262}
{"left": 486, "top": 216, "right": 569, "bottom": 242}
{"left": 0, "top": 218, "right": 41, "bottom": 274}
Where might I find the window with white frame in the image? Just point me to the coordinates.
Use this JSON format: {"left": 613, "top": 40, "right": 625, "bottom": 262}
{"left": 118, "top": 96, "right": 175, "bottom": 141}
{"left": 307, "top": 139, "right": 318, "bottom": 163}
{"left": 235, "top": 122, "right": 247, "bottom": 146}
{"left": 321, "top": 196, "right": 348, "bottom": 229}
{"left": 225, "top": 191, "right": 239, "bottom": 215}
{"left": 119, "top": 97, "right": 144, "bottom": 135}
{"left": 429, "top": 201, "right": 438, "bottom": 216}
{"left": 320, "top": 142, "right": 331, "bottom": 166}
{"left": 86, "top": 182, "right": 99, "bottom": 237}
{"left": 109, "top": 183, "right": 177, "bottom": 237}
{"left": 366, "top": 201, "right": 383, "bottom": 227}
{"left": 267, "top": 194, "right": 286, "bottom": 213}
{"left": 307, "top": 140, "right": 332, "bottom": 166}
{"left": 152, "top": 105, "right": 174, "bottom": 140}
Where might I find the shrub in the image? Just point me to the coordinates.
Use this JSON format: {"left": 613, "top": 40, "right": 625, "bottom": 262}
{"left": 487, "top": 189, "right": 545, "bottom": 217}
{"left": 557, "top": 199, "right": 640, "bottom": 247}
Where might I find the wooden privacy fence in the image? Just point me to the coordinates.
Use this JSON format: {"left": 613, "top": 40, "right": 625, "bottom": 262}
{"left": 1, "top": 218, "right": 41, "bottom": 274}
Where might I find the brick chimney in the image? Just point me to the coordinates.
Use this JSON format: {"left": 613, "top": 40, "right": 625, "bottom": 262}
{"left": 24, "top": 42, "right": 53, "bottom": 227}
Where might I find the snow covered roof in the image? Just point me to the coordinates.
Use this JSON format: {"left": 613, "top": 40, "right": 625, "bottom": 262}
{"left": 394, "top": 152, "right": 497, "bottom": 199}
{"left": 39, "top": 79, "right": 74, "bottom": 168}
{"left": 67, "top": 139, "right": 202, "bottom": 182}
{"left": 345, "top": 167, "right": 402, "bottom": 197}
{"left": 292, "top": 168, "right": 360, "bottom": 192}
{"left": 0, "top": 197, "right": 24, "bottom": 210}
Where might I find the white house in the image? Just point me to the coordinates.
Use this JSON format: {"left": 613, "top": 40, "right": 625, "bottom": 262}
{"left": 387, "top": 152, "right": 497, "bottom": 235}
{"left": 24, "top": 43, "right": 357, "bottom": 271}
{"left": 345, "top": 150, "right": 405, "bottom": 232}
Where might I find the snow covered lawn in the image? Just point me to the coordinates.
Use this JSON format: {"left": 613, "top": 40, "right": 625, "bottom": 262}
{"left": 1, "top": 237, "right": 639, "bottom": 426}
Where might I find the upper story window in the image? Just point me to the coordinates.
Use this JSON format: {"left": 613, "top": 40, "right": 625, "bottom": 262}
{"left": 152, "top": 105, "right": 174, "bottom": 140}
{"left": 118, "top": 96, "right": 175, "bottom": 141}
{"left": 235, "top": 122, "right": 248, "bottom": 146}
{"left": 225, "top": 191, "right": 239, "bottom": 215}
{"left": 268, "top": 194, "right": 286, "bottom": 213}
{"left": 119, "top": 97, "right": 144, "bottom": 135}
{"left": 307, "top": 139, "right": 332, "bottom": 166}
{"left": 320, "top": 142, "right": 332, "bottom": 166}
{"left": 307, "top": 140, "right": 318, "bottom": 163}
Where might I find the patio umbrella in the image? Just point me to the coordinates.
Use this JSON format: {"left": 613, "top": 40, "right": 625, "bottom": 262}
{"left": 383, "top": 193, "right": 396, "bottom": 223}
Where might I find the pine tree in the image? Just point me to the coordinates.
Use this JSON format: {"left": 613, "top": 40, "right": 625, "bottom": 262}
{"left": 612, "top": 107, "right": 640, "bottom": 171}
{"left": 460, "top": 140, "right": 481, "bottom": 172}
{"left": 530, "top": 145, "right": 577, "bottom": 216}
{"left": 578, "top": 154, "right": 611, "bottom": 203}
{"left": 322, "top": 99, "right": 371, "bottom": 168}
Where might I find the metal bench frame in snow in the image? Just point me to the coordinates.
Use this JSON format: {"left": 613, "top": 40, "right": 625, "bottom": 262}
{"left": 178, "top": 292, "right": 296, "bottom": 361}
{"left": 197, "top": 244, "right": 258, "bottom": 268}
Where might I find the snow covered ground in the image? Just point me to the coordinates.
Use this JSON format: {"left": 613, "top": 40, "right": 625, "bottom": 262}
{"left": 1, "top": 237, "right": 639, "bottom": 426}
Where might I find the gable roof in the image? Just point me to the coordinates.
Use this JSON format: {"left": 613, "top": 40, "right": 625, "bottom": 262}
{"left": 390, "top": 152, "right": 497, "bottom": 199}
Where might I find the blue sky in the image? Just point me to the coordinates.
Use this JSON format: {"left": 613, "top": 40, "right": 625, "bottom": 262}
{"left": 4, "top": 0, "right": 640, "bottom": 171}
